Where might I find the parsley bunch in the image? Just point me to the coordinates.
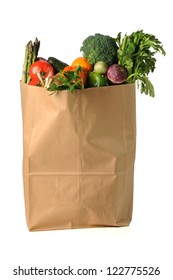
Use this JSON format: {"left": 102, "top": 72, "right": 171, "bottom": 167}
{"left": 115, "top": 30, "right": 166, "bottom": 97}
{"left": 48, "top": 66, "right": 84, "bottom": 94}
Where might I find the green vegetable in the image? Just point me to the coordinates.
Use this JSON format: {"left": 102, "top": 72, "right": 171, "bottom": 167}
{"left": 94, "top": 61, "right": 108, "bottom": 74}
{"left": 115, "top": 30, "right": 166, "bottom": 97}
{"left": 87, "top": 72, "right": 108, "bottom": 87}
{"left": 48, "top": 57, "right": 68, "bottom": 74}
{"left": 22, "top": 38, "right": 40, "bottom": 84}
{"left": 48, "top": 66, "right": 84, "bottom": 93}
{"left": 80, "top": 33, "right": 118, "bottom": 66}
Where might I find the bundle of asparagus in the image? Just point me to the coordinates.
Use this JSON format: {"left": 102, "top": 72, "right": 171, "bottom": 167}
{"left": 22, "top": 38, "right": 40, "bottom": 84}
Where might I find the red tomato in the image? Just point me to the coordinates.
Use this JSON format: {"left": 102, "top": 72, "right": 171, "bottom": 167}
{"left": 29, "top": 79, "right": 40, "bottom": 86}
{"left": 62, "top": 65, "right": 87, "bottom": 86}
{"left": 29, "top": 60, "right": 54, "bottom": 84}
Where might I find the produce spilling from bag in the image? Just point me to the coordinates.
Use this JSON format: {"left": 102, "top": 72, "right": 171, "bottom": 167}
{"left": 21, "top": 30, "right": 165, "bottom": 97}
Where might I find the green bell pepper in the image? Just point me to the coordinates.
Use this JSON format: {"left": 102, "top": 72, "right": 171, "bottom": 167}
{"left": 87, "top": 72, "right": 108, "bottom": 87}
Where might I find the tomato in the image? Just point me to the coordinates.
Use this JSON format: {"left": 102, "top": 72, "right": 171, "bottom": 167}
{"left": 29, "top": 60, "right": 54, "bottom": 85}
{"left": 62, "top": 65, "right": 87, "bottom": 87}
{"left": 29, "top": 79, "right": 40, "bottom": 86}
{"left": 62, "top": 66, "right": 74, "bottom": 73}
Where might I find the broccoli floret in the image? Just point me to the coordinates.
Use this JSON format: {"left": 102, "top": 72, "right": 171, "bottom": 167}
{"left": 80, "top": 33, "right": 118, "bottom": 66}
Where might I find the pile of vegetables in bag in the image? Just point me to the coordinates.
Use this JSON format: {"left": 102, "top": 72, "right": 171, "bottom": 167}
{"left": 21, "top": 31, "right": 166, "bottom": 97}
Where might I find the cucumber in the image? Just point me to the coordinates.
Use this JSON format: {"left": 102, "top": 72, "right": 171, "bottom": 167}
{"left": 48, "top": 57, "right": 68, "bottom": 74}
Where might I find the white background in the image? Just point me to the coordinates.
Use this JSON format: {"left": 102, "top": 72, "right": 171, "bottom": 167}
{"left": 0, "top": 0, "right": 173, "bottom": 279}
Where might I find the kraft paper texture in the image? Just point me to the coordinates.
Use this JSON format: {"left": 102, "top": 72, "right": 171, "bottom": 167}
{"left": 20, "top": 82, "right": 136, "bottom": 231}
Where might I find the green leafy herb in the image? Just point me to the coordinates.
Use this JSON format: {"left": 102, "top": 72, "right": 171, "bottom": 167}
{"left": 115, "top": 30, "right": 166, "bottom": 97}
{"left": 48, "top": 65, "right": 84, "bottom": 94}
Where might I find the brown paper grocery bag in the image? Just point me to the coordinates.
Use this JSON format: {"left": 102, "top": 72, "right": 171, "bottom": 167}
{"left": 20, "top": 81, "right": 136, "bottom": 231}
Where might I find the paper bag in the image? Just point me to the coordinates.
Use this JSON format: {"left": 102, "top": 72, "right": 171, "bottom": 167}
{"left": 20, "top": 81, "right": 136, "bottom": 231}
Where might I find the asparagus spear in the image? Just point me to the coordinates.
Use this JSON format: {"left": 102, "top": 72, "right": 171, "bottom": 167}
{"left": 32, "top": 37, "right": 40, "bottom": 64}
{"left": 22, "top": 41, "right": 31, "bottom": 83}
{"left": 26, "top": 41, "right": 33, "bottom": 84}
{"left": 22, "top": 38, "right": 40, "bottom": 84}
{"left": 26, "top": 38, "right": 40, "bottom": 84}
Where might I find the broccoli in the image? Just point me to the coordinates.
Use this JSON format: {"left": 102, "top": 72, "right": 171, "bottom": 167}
{"left": 80, "top": 33, "right": 118, "bottom": 66}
